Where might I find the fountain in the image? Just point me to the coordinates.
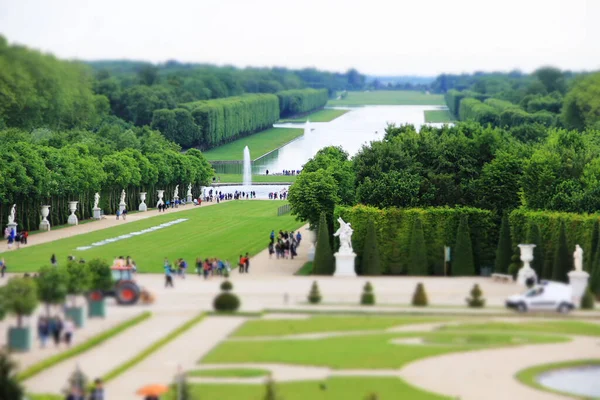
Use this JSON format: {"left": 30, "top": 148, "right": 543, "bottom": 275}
{"left": 243, "top": 146, "right": 252, "bottom": 190}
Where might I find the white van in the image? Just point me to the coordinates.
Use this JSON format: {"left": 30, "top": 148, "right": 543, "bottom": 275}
{"left": 505, "top": 281, "right": 575, "bottom": 313}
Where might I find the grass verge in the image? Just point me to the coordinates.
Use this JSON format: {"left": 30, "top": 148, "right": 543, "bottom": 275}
{"left": 18, "top": 312, "right": 151, "bottom": 381}
{"left": 295, "top": 261, "right": 313, "bottom": 275}
{"left": 516, "top": 359, "right": 600, "bottom": 399}
{"left": 327, "top": 91, "right": 445, "bottom": 106}
{"left": 424, "top": 109, "right": 453, "bottom": 123}
{"left": 213, "top": 174, "right": 297, "bottom": 183}
{"left": 188, "top": 368, "right": 270, "bottom": 378}
{"left": 102, "top": 313, "right": 205, "bottom": 382}
{"left": 203, "top": 128, "right": 303, "bottom": 161}
{"left": 278, "top": 109, "right": 349, "bottom": 123}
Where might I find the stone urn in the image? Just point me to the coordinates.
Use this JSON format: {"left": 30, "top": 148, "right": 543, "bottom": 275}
{"left": 157, "top": 190, "right": 165, "bottom": 207}
{"left": 139, "top": 192, "right": 147, "bottom": 212}
{"left": 517, "top": 244, "right": 537, "bottom": 287}
{"left": 39, "top": 205, "right": 51, "bottom": 231}
{"left": 67, "top": 201, "right": 79, "bottom": 225}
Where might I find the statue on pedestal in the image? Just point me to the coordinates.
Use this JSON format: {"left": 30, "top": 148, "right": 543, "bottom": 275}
{"left": 8, "top": 204, "right": 16, "bottom": 225}
{"left": 574, "top": 244, "right": 583, "bottom": 272}
{"left": 119, "top": 189, "right": 126, "bottom": 205}
{"left": 93, "top": 193, "right": 100, "bottom": 209}
{"left": 174, "top": 185, "right": 179, "bottom": 199}
{"left": 187, "top": 184, "right": 192, "bottom": 198}
{"left": 334, "top": 217, "right": 354, "bottom": 253}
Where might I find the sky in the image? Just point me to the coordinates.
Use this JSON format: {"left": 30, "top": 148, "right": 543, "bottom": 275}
{"left": 0, "top": 0, "right": 598, "bottom": 76}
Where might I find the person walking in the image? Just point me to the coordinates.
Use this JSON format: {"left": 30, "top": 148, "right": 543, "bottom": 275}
{"left": 164, "top": 259, "right": 174, "bottom": 288}
{"left": 50, "top": 316, "right": 63, "bottom": 347}
{"left": 89, "top": 378, "right": 105, "bottom": 400}
{"left": 63, "top": 317, "right": 75, "bottom": 347}
{"left": 244, "top": 252, "right": 250, "bottom": 273}
{"left": 0, "top": 258, "right": 6, "bottom": 278}
{"left": 37, "top": 317, "right": 50, "bottom": 348}
{"left": 51, "top": 253, "right": 58, "bottom": 267}
{"left": 122, "top": 208, "right": 127, "bottom": 220}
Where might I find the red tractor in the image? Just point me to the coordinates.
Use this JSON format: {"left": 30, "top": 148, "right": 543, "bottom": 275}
{"left": 105, "top": 265, "right": 142, "bottom": 305}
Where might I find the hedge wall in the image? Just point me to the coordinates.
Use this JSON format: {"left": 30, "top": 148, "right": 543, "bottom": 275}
{"left": 509, "top": 209, "right": 600, "bottom": 273}
{"left": 335, "top": 205, "right": 496, "bottom": 276}
{"left": 277, "top": 89, "right": 329, "bottom": 117}
{"left": 459, "top": 98, "right": 499, "bottom": 125}
{"left": 180, "top": 93, "right": 280, "bottom": 148}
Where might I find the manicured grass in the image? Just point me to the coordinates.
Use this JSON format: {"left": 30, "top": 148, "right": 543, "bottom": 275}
{"left": 327, "top": 91, "right": 445, "bottom": 106}
{"left": 203, "top": 128, "right": 303, "bottom": 161}
{"left": 438, "top": 320, "right": 600, "bottom": 337}
{"left": 231, "top": 315, "right": 441, "bottom": 337}
{"left": 27, "top": 395, "right": 62, "bottom": 400}
{"left": 203, "top": 331, "right": 567, "bottom": 369}
{"left": 295, "top": 261, "right": 313, "bottom": 275}
{"left": 102, "top": 313, "right": 205, "bottom": 382}
{"left": 188, "top": 368, "right": 270, "bottom": 378}
{"left": 18, "top": 312, "right": 151, "bottom": 381}
{"left": 279, "top": 108, "right": 349, "bottom": 123}
{"left": 423, "top": 332, "right": 567, "bottom": 346}
{"left": 184, "top": 377, "right": 451, "bottom": 400}
{"left": 4, "top": 201, "right": 304, "bottom": 273}
{"left": 214, "top": 174, "right": 297, "bottom": 183}
{"left": 424, "top": 109, "right": 453, "bottom": 123}
{"left": 516, "top": 359, "right": 600, "bottom": 399}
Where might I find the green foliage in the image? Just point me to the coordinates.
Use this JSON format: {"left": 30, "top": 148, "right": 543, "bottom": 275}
{"left": 313, "top": 213, "right": 334, "bottom": 275}
{"left": 552, "top": 222, "right": 572, "bottom": 283}
{"left": 0, "top": 351, "right": 23, "bottom": 400}
{"left": 277, "top": 88, "right": 328, "bottom": 117}
{"left": 466, "top": 284, "right": 485, "bottom": 308}
{"left": 411, "top": 283, "right": 428, "bottom": 306}
{"left": 17, "top": 312, "right": 150, "bottom": 382}
{"left": 288, "top": 170, "right": 340, "bottom": 230}
{"left": 591, "top": 244, "right": 600, "bottom": 300}
{"left": 263, "top": 375, "right": 281, "bottom": 400}
{"left": 220, "top": 280, "right": 233, "bottom": 292}
{"left": 0, "top": 277, "right": 38, "bottom": 327}
{"left": 508, "top": 251, "right": 521, "bottom": 280}
{"left": 35, "top": 266, "right": 68, "bottom": 313}
{"left": 452, "top": 217, "right": 475, "bottom": 276}
{"left": 336, "top": 205, "right": 494, "bottom": 276}
{"left": 361, "top": 282, "right": 376, "bottom": 305}
{"left": 589, "top": 220, "right": 600, "bottom": 273}
{"left": 307, "top": 281, "right": 322, "bottom": 304}
{"left": 213, "top": 293, "right": 241, "bottom": 312}
{"left": 168, "top": 373, "right": 192, "bottom": 400}
{"left": 580, "top": 287, "right": 595, "bottom": 310}
{"left": 494, "top": 214, "right": 512, "bottom": 273}
{"left": 408, "top": 217, "right": 428, "bottom": 275}
{"left": 361, "top": 219, "right": 382, "bottom": 276}
{"left": 65, "top": 261, "right": 92, "bottom": 304}
{"left": 562, "top": 72, "right": 600, "bottom": 130}
{"left": 87, "top": 259, "right": 113, "bottom": 292}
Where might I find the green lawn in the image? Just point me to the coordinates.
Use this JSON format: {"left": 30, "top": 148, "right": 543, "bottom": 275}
{"left": 232, "top": 316, "right": 441, "bottom": 337}
{"left": 327, "top": 91, "right": 445, "bottom": 106}
{"left": 214, "top": 174, "right": 297, "bottom": 183}
{"left": 295, "top": 261, "right": 313, "bottom": 275}
{"left": 438, "top": 320, "right": 600, "bottom": 337}
{"left": 203, "top": 128, "right": 304, "bottom": 161}
{"left": 203, "top": 331, "right": 567, "bottom": 369}
{"left": 424, "top": 109, "right": 454, "bottom": 123}
{"left": 279, "top": 109, "right": 349, "bottom": 123}
{"left": 188, "top": 368, "right": 270, "bottom": 378}
{"left": 184, "top": 377, "right": 450, "bottom": 400}
{"left": 3, "top": 201, "right": 303, "bottom": 273}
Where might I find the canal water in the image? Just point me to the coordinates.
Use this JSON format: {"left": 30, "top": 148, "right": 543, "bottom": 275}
{"left": 537, "top": 365, "right": 600, "bottom": 398}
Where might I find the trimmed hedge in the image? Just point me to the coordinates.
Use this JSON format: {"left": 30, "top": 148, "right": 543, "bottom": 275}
{"left": 101, "top": 313, "right": 205, "bottom": 382}
{"left": 213, "top": 292, "right": 241, "bottom": 312}
{"left": 277, "top": 89, "right": 328, "bottom": 117}
{"left": 17, "top": 312, "right": 151, "bottom": 381}
{"left": 335, "top": 205, "right": 496, "bottom": 276}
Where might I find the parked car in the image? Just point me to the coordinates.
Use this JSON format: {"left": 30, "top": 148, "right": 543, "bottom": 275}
{"left": 505, "top": 281, "right": 575, "bottom": 313}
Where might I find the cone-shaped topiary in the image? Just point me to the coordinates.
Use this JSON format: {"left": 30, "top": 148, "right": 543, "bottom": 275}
{"left": 308, "top": 281, "right": 322, "bottom": 304}
{"left": 589, "top": 220, "right": 600, "bottom": 272}
{"left": 360, "top": 281, "right": 375, "bottom": 305}
{"left": 552, "top": 222, "right": 571, "bottom": 283}
{"left": 581, "top": 287, "right": 595, "bottom": 309}
{"left": 411, "top": 283, "right": 428, "bottom": 306}
{"left": 408, "top": 217, "right": 427, "bottom": 275}
{"left": 508, "top": 248, "right": 521, "bottom": 280}
{"left": 388, "top": 240, "right": 403, "bottom": 275}
{"left": 542, "top": 245, "right": 554, "bottom": 280}
{"left": 466, "top": 284, "right": 485, "bottom": 308}
{"left": 494, "top": 213, "right": 512, "bottom": 274}
{"left": 220, "top": 280, "right": 233, "bottom": 292}
{"left": 453, "top": 216, "right": 475, "bottom": 276}
{"left": 313, "top": 212, "right": 334, "bottom": 275}
{"left": 361, "top": 219, "right": 381, "bottom": 275}
{"left": 526, "top": 222, "right": 543, "bottom": 279}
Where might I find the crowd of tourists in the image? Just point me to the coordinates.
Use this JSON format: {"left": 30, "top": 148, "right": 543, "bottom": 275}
{"left": 4, "top": 226, "right": 29, "bottom": 249}
{"left": 268, "top": 190, "right": 288, "bottom": 199}
{"left": 264, "top": 169, "right": 301, "bottom": 176}
{"left": 268, "top": 229, "right": 302, "bottom": 259}
{"left": 37, "top": 315, "right": 76, "bottom": 348}
{"left": 202, "top": 189, "right": 256, "bottom": 202}
{"left": 163, "top": 253, "right": 254, "bottom": 286}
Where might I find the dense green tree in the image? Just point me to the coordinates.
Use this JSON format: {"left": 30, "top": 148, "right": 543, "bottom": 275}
{"left": 590, "top": 242, "right": 600, "bottom": 301}
{"left": 0, "top": 351, "right": 23, "bottom": 400}
{"left": 87, "top": 259, "right": 114, "bottom": 292}
{"left": 36, "top": 266, "right": 68, "bottom": 316}
{"left": 588, "top": 220, "right": 600, "bottom": 273}
{"left": 408, "top": 217, "right": 427, "bottom": 275}
{"left": 65, "top": 261, "right": 92, "bottom": 306}
{"left": 562, "top": 72, "right": 600, "bottom": 130}
{"left": 552, "top": 222, "right": 571, "bottom": 283}
{"left": 288, "top": 169, "right": 340, "bottom": 230}
{"left": 494, "top": 214, "right": 512, "bottom": 274}
{"left": 453, "top": 217, "right": 475, "bottom": 276}
{"left": 313, "top": 213, "right": 334, "bottom": 275}
{"left": 533, "top": 67, "right": 566, "bottom": 94}
{"left": 1, "top": 277, "right": 38, "bottom": 327}
{"left": 361, "top": 219, "right": 381, "bottom": 275}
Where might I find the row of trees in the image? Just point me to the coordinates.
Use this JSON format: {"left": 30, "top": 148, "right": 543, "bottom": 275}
{"left": 458, "top": 97, "right": 556, "bottom": 128}
{"left": 277, "top": 89, "right": 329, "bottom": 117}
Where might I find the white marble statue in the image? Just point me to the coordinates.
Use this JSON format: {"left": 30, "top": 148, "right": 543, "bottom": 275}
{"left": 8, "top": 204, "right": 16, "bottom": 224}
{"left": 187, "top": 183, "right": 192, "bottom": 197}
{"left": 119, "top": 189, "right": 126, "bottom": 205}
{"left": 174, "top": 185, "right": 179, "bottom": 199}
{"left": 334, "top": 217, "right": 354, "bottom": 253}
{"left": 574, "top": 244, "right": 583, "bottom": 271}
{"left": 93, "top": 192, "right": 100, "bottom": 209}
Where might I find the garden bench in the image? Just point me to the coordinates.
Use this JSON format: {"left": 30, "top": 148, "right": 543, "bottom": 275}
{"left": 491, "top": 273, "right": 513, "bottom": 282}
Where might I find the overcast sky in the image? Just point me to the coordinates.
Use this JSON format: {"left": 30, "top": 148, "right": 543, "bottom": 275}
{"left": 0, "top": 0, "right": 598, "bottom": 75}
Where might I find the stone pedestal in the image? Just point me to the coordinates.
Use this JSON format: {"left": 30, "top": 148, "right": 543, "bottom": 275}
{"left": 139, "top": 192, "right": 147, "bottom": 212}
{"left": 6, "top": 222, "right": 17, "bottom": 236}
{"left": 67, "top": 201, "right": 78, "bottom": 225}
{"left": 187, "top": 195, "right": 193, "bottom": 204}
{"left": 568, "top": 270, "right": 590, "bottom": 307}
{"left": 93, "top": 208, "right": 101, "bottom": 220}
{"left": 39, "top": 205, "right": 51, "bottom": 231}
{"left": 119, "top": 202, "right": 126, "bottom": 213}
{"left": 173, "top": 196, "right": 179, "bottom": 208}
{"left": 334, "top": 252, "right": 357, "bottom": 277}
{"left": 157, "top": 190, "right": 165, "bottom": 208}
